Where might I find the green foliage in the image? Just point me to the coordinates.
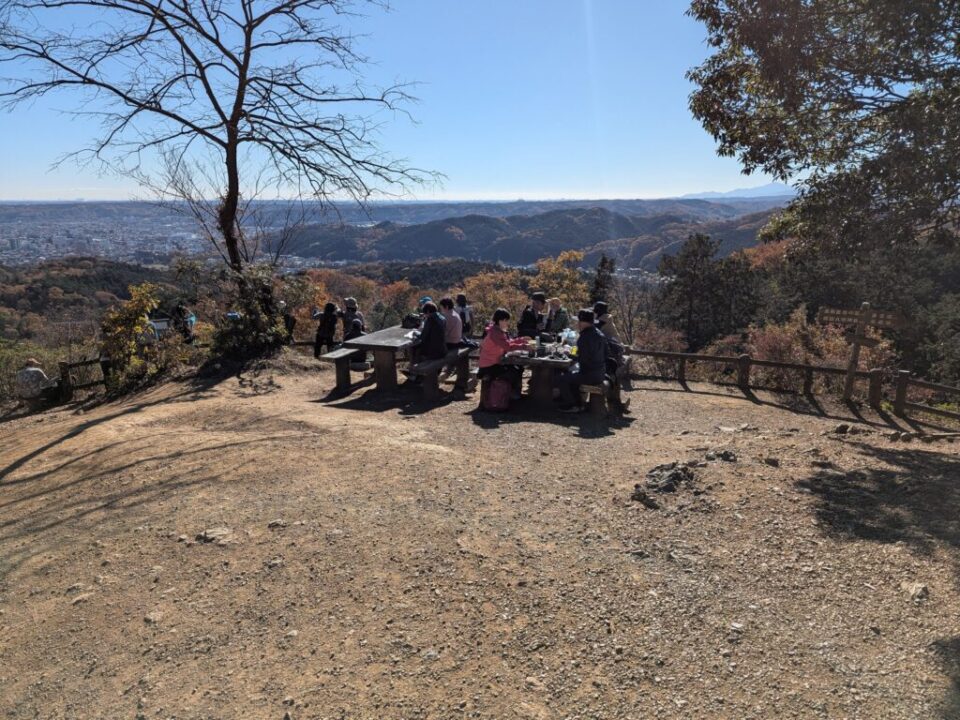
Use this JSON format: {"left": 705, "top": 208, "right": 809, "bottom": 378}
{"left": 688, "top": 0, "right": 960, "bottom": 252}
{"left": 100, "top": 282, "right": 163, "bottom": 390}
{"left": 655, "top": 234, "right": 759, "bottom": 350}
{"left": 211, "top": 266, "right": 290, "bottom": 358}
{"left": 589, "top": 254, "right": 616, "bottom": 305}
{"left": 0, "top": 340, "right": 61, "bottom": 404}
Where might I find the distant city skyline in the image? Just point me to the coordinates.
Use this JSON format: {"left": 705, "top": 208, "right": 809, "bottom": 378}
{"left": 0, "top": 1, "right": 779, "bottom": 202}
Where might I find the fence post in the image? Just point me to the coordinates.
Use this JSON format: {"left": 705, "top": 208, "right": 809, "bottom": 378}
{"left": 894, "top": 370, "right": 910, "bottom": 416}
{"left": 58, "top": 361, "right": 73, "bottom": 403}
{"left": 737, "top": 354, "right": 752, "bottom": 390}
{"left": 868, "top": 368, "right": 883, "bottom": 409}
{"left": 803, "top": 366, "right": 815, "bottom": 395}
{"left": 677, "top": 357, "right": 686, "bottom": 384}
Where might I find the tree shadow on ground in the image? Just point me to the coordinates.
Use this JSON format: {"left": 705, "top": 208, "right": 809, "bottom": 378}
{"left": 635, "top": 379, "right": 954, "bottom": 432}
{"left": 796, "top": 442, "right": 960, "bottom": 555}
{"left": 795, "top": 443, "right": 960, "bottom": 719}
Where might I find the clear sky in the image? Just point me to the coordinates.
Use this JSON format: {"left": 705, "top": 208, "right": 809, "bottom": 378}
{"left": 0, "top": 0, "right": 774, "bottom": 201}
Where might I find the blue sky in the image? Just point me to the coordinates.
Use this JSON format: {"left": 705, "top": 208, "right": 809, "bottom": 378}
{"left": 0, "top": 0, "right": 774, "bottom": 201}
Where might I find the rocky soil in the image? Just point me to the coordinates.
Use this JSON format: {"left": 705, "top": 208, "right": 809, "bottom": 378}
{"left": 1, "top": 357, "right": 959, "bottom": 719}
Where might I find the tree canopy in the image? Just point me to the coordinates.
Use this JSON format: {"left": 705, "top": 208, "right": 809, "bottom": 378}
{"left": 687, "top": 0, "right": 960, "bottom": 250}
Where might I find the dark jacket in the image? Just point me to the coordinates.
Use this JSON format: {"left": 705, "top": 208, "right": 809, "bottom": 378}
{"left": 315, "top": 311, "right": 338, "bottom": 341}
{"left": 416, "top": 312, "right": 448, "bottom": 361}
{"left": 517, "top": 305, "right": 543, "bottom": 338}
{"left": 576, "top": 325, "right": 608, "bottom": 383}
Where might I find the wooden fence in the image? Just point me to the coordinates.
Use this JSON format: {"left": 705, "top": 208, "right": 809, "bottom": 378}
{"left": 893, "top": 371, "right": 960, "bottom": 423}
{"left": 58, "top": 358, "right": 106, "bottom": 400}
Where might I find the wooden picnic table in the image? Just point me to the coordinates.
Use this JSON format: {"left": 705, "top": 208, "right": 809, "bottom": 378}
{"left": 343, "top": 325, "right": 415, "bottom": 391}
{"left": 502, "top": 351, "right": 575, "bottom": 405}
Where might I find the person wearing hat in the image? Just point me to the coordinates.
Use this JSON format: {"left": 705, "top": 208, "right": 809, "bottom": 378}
{"left": 518, "top": 291, "right": 547, "bottom": 338}
{"left": 557, "top": 309, "right": 608, "bottom": 412}
{"left": 340, "top": 297, "right": 365, "bottom": 339}
{"left": 16, "top": 358, "right": 59, "bottom": 406}
{"left": 593, "top": 301, "right": 621, "bottom": 343}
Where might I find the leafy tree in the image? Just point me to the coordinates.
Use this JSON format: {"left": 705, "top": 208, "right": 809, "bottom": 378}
{"left": 589, "top": 254, "right": 616, "bottom": 305}
{"left": 656, "top": 234, "right": 759, "bottom": 350}
{"left": 463, "top": 270, "right": 529, "bottom": 329}
{"left": 534, "top": 251, "right": 589, "bottom": 310}
{"left": 688, "top": 0, "right": 960, "bottom": 251}
{"left": 0, "top": 0, "right": 432, "bottom": 338}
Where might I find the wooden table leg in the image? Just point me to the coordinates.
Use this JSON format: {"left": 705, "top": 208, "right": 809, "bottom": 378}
{"left": 373, "top": 349, "right": 398, "bottom": 391}
{"left": 529, "top": 366, "right": 555, "bottom": 405}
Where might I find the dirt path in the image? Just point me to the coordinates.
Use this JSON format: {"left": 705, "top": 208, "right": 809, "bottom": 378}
{"left": 1, "top": 362, "right": 958, "bottom": 719}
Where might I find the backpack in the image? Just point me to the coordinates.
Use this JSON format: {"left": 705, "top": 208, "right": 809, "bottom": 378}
{"left": 482, "top": 377, "right": 511, "bottom": 412}
{"left": 401, "top": 312, "right": 422, "bottom": 329}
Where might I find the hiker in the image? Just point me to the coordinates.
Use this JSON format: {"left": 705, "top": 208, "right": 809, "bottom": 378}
{"left": 411, "top": 301, "right": 447, "bottom": 364}
{"left": 557, "top": 309, "right": 608, "bottom": 413}
{"left": 517, "top": 291, "right": 547, "bottom": 338}
{"left": 439, "top": 297, "right": 463, "bottom": 379}
{"left": 340, "top": 297, "right": 365, "bottom": 337}
{"left": 172, "top": 301, "right": 195, "bottom": 343}
{"left": 544, "top": 297, "right": 571, "bottom": 335}
{"left": 593, "top": 301, "right": 621, "bottom": 343}
{"left": 313, "top": 302, "right": 339, "bottom": 358}
{"left": 455, "top": 293, "right": 474, "bottom": 336}
{"left": 16, "top": 358, "right": 59, "bottom": 407}
{"left": 278, "top": 301, "right": 296, "bottom": 343}
{"left": 478, "top": 308, "right": 529, "bottom": 397}
{"left": 343, "top": 317, "right": 365, "bottom": 342}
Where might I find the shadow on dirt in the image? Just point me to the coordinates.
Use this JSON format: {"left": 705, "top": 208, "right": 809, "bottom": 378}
{"left": 933, "top": 636, "right": 960, "bottom": 719}
{"left": 796, "top": 442, "right": 960, "bottom": 554}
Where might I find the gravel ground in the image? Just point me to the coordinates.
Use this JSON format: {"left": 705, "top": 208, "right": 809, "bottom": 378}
{"left": 1, "top": 357, "right": 959, "bottom": 719}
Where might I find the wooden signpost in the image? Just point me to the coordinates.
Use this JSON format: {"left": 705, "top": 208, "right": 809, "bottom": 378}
{"left": 817, "top": 302, "right": 905, "bottom": 401}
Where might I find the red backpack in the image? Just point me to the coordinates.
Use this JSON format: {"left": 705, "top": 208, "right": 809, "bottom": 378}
{"left": 482, "top": 377, "right": 511, "bottom": 412}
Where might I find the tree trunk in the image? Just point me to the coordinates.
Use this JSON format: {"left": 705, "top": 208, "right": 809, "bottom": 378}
{"left": 218, "top": 138, "right": 243, "bottom": 273}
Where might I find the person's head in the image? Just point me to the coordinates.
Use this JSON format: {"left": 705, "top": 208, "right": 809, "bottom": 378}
{"left": 492, "top": 308, "right": 511, "bottom": 331}
{"left": 351, "top": 318, "right": 363, "bottom": 332}
{"left": 323, "top": 302, "right": 337, "bottom": 314}
{"left": 593, "top": 301, "right": 609, "bottom": 317}
{"left": 456, "top": 293, "right": 467, "bottom": 306}
{"left": 439, "top": 297, "right": 454, "bottom": 311}
{"left": 422, "top": 301, "right": 438, "bottom": 314}
{"left": 531, "top": 291, "right": 547, "bottom": 310}
{"left": 344, "top": 297, "right": 358, "bottom": 310}
{"left": 23, "top": 357, "right": 41, "bottom": 369}
{"left": 577, "top": 308, "right": 595, "bottom": 331}
{"left": 549, "top": 297, "right": 562, "bottom": 311}
{"left": 418, "top": 296, "right": 433, "bottom": 309}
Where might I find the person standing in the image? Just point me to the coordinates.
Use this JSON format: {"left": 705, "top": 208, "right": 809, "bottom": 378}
{"left": 557, "top": 309, "right": 608, "bottom": 413}
{"left": 313, "top": 302, "right": 339, "bottom": 358}
{"left": 340, "top": 297, "right": 365, "bottom": 337}
{"left": 455, "top": 293, "right": 474, "bottom": 337}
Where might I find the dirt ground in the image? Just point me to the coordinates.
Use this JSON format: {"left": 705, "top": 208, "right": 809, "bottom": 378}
{"left": 1, "top": 356, "right": 959, "bottom": 719}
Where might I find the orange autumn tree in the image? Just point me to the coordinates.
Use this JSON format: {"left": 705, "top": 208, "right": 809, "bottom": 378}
{"left": 534, "top": 251, "right": 589, "bottom": 311}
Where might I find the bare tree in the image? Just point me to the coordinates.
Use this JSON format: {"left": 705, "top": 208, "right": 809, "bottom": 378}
{"left": 608, "top": 275, "right": 657, "bottom": 346}
{"left": 0, "top": 0, "right": 432, "bottom": 275}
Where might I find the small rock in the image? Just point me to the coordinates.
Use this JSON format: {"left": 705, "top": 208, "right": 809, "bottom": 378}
{"left": 282, "top": 696, "right": 295, "bottom": 706}
{"left": 834, "top": 423, "right": 851, "bottom": 435}
{"left": 762, "top": 457, "right": 780, "bottom": 467}
{"left": 900, "top": 581, "right": 929, "bottom": 603}
{"left": 196, "top": 527, "right": 233, "bottom": 545}
{"left": 144, "top": 611, "right": 162, "bottom": 625}
{"left": 285, "top": 630, "right": 299, "bottom": 638}
{"left": 70, "top": 593, "right": 93, "bottom": 605}
{"left": 421, "top": 648, "right": 440, "bottom": 661}
{"left": 266, "top": 557, "right": 284, "bottom": 569}
{"left": 65, "top": 583, "right": 85, "bottom": 595}
{"left": 629, "top": 487, "right": 660, "bottom": 509}
{"left": 267, "top": 519, "right": 287, "bottom": 529}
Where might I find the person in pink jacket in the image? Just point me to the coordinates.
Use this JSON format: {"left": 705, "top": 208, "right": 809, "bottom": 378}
{"left": 478, "top": 308, "right": 530, "bottom": 397}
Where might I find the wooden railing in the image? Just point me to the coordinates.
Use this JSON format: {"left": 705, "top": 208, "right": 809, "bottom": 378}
{"left": 58, "top": 358, "right": 105, "bottom": 400}
{"left": 626, "top": 349, "right": 886, "bottom": 405}
{"left": 893, "top": 371, "right": 960, "bottom": 422}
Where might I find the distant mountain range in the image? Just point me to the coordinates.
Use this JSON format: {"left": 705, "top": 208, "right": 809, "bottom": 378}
{"left": 679, "top": 182, "right": 795, "bottom": 200}
{"left": 282, "top": 205, "right": 780, "bottom": 270}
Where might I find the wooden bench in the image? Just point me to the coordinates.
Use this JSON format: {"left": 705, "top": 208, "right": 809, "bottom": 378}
{"left": 580, "top": 381, "right": 610, "bottom": 417}
{"left": 408, "top": 346, "right": 473, "bottom": 401}
{"left": 319, "top": 347, "right": 365, "bottom": 393}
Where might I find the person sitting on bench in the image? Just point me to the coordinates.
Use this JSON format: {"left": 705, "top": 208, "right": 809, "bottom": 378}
{"left": 557, "top": 309, "right": 608, "bottom": 413}
{"left": 343, "top": 317, "right": 365, "bottom": 342}
{"left": 438, "top": 297, "right": 463, "bottom": 379}
{"left": 517, "top": 291, "right": 547, "bottom": 338}
{"left": 313, "top": 302, "right": 339, "bottom": 358}
{"left": 478, "top": 308, "right": 529, "bottom": 398}
{"left": 411, "top": 301, "right": 447, "bottom": 365}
